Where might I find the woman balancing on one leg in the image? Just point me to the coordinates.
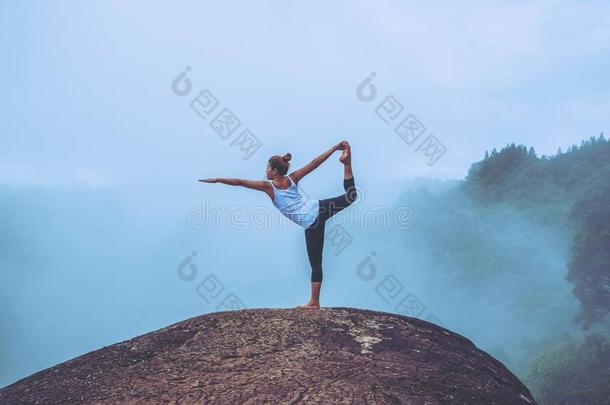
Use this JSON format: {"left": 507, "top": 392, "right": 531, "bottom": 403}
{"left": 199, "top": 140, "right": 357, "bottom": 309}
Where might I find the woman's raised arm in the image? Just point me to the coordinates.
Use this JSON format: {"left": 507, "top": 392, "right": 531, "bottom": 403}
{"left": 289, "top": 141, "right": 346, "bottom": 184}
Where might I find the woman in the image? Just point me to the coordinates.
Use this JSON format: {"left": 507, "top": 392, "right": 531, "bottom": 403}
{"left": 199, "top": 140, "right": 357, "bottom": 309}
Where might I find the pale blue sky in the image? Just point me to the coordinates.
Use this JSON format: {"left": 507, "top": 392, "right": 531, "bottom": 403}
{"left": 1, "top": 0, "right": 608, "bottom": 388}
{"left": 2, "top": 0, "right": 609, "bottom": 191}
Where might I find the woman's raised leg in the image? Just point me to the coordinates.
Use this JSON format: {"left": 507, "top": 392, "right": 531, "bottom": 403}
{"left": 319, "top": 144, "right": 357, "bottom": 221}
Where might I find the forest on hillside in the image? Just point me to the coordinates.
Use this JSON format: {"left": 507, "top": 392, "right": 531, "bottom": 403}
{"left": 464, "top": 134, "right": 610, "bottom": 331}
{"left": 395, "top": 134, "right": 610, "bottom": 404}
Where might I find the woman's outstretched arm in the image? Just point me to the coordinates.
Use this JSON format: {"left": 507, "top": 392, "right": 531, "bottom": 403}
{"left": 199, "top": 178, "right": 272, "bottom": 197}
{"left": 199, "top": 178, "right": 240, "bottom": 186}
{"left": 290, "top": 141, "right": 346, "bottom": 184}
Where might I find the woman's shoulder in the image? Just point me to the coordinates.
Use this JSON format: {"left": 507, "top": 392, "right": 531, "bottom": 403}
{"left": 262, "top": 181, "right": 275, "bottom": 201}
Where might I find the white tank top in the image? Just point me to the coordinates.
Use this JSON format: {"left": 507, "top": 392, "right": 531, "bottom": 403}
{"left": 270, "top": 176, "right": 320, "bottom": 229}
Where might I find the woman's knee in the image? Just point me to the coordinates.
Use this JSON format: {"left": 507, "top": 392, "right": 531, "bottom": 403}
{"left": 346, "top": 186, "right": 357, "bottom": 204}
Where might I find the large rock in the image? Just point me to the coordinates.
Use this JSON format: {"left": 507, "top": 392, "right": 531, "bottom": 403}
{"left": 0, "top": 308, "right": 537, "bottom": 404}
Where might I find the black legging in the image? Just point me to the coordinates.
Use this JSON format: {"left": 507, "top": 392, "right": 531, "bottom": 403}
{"left": 305, "top": 176, "right": 357, "bottom": 282}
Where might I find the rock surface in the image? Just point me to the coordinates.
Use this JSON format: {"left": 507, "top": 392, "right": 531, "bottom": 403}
{"left": 0, "top": 307, "right": 537, "bottom": 404}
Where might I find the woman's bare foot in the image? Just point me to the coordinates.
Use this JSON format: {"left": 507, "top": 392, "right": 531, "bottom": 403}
{"left": 339, "top": 145, "right": 351, "bottom": 165}
{"left": 296, "top": 300, "right": 320, "bottom": 309}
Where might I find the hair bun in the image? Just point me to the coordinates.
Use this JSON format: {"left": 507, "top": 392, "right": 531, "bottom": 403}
{"left": 282, "top": 153, "right": 292, "bottom": 162}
